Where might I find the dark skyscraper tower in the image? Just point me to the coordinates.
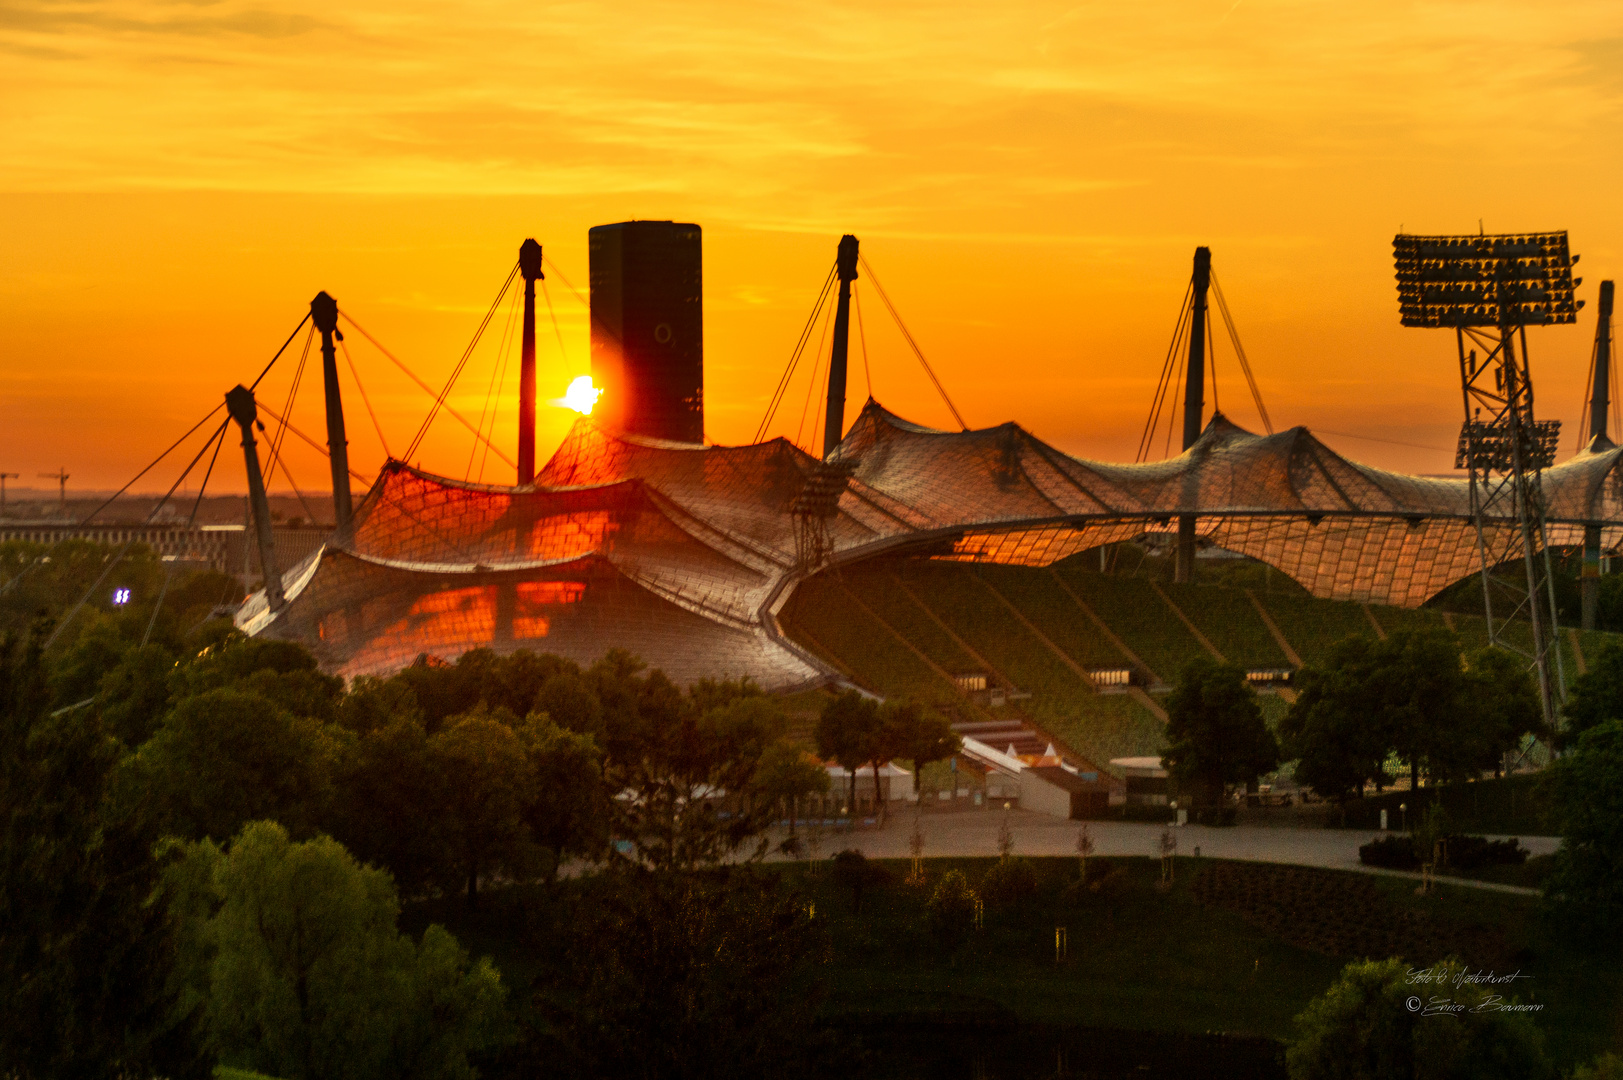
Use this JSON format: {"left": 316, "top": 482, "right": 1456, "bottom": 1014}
{"left": 588, "top": 221, "right": 704, "bottom": 443}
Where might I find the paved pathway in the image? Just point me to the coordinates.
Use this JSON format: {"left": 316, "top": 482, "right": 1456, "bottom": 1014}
{"left": 770, "top": 808, "right": 1557, "bottom": 896}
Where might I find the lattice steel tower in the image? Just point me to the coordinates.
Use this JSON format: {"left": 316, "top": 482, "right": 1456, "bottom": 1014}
{"left": 1394, "top": 232, "right": 1584, "bottom": 731}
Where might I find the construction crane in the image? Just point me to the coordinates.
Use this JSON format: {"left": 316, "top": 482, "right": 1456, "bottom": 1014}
{"left": 38, "top": 468, "right": 68, "bottom": 512}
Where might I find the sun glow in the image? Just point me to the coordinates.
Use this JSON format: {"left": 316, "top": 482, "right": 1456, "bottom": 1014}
{"left": 562, "top": 376, "right": 602, "bottom": 416}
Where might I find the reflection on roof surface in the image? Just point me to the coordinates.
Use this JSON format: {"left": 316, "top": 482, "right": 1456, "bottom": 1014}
{"left": 239, "top": 399, "right": 1623, "bottom": 688}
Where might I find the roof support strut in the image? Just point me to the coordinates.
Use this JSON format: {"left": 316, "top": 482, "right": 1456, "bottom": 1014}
{"left": 311, "top": 292, "right": 354, "bottom": 544}
{"left": 823, "top": 235, "right": 860, "bottom": 459}
{"left": 225, "top": 384, "right": 284, "bottom": 611}
{"left": 1583, "top": 279, "right": 1615, "bottom": 630}
{"left": 1176, "top": 246, "right": 1212, "bottom": 583}
{"left": 518, "top": 238, "right": 543, "bottom": 485}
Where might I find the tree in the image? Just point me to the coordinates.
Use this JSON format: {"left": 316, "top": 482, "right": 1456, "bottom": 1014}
{"left": 0, "top": 630, "right": 208, "bottom": 1080}
{"left": 534, "top": 669, "right": 605, "bottom": 739}
{"left": 814, "top": 690, "right": 879, "bottom": 814}
{"left": 1560, "top": 639, "right": 1623, "bottom": 749}
{"left": 532, "top": 868, "right": 827, "bottom": 1080}
{"left": 1281, "top": 630, "right": 1533, "bottom": 803}
{"left": 120, "top": 687, "right": 343, "bottom": 842}
{"left": 1542, "top": 718, "right": 1623, "bottom": 926}
{"left": 1286, "top": 957, "right": 1550, "bottom": 1080}
{"left": 429, "top": 708, "right": 533, "bottom": 904}
{"left": 831, "top": 848, "right": 888, "bottom": 914}
{"left": 687, "top": 675, "right": 764, "bottom": 714}
{"left": 1379, "top": 630, "right": 1477, "bottom": 788}
{"left": 517, "top": 714, "right": 610, "bottom": 882}
{"left": 1573, "top": 1053, "right": 1623, "bottom": 1080}
{"left": 866, "top": 699, "right": 941, "bottom": 822}
{"left": 0, "top": 538, "right": 163, "bottom": 639}
{"left": 1460, "top": 647, "right": 1542, "bottom": 771}
{"left": 752, "top": 741, "right": 830, "bottom": 834}
{"left": 611, "top": 692, "right": 783, "bottom": 870}
{"left": 925, "top": 869, "right": 978, "bottom": 949}
{"left": 50, "top": 611, "right": 133, "bottom": 706}
{"left": 98, "top": 640, "right": 179, "bottom": 748}
{"left": 1280, "top": 636, "right": 1391, "bottom": 805}
{"left": 485, "top": 649, "right": 579, "bottom": 720}
{"left": 392, "top": 654, "right": 479, "bottom": 733}
{"left": 173, "top": 634, "right": 342, "bottom": 709}
{"left": 336, "top": 675, "right": 423, "bottom": 736}
{"left": 329, "top": 715, "right": 449, "bottom": 897}
{"left": 1162, "top": 657, "right": 1278, "bottom": 808}
{"left": 884, "top": 699, "right": 960, "bottom": 802}
{"left": 165, "top": 821, "right": 508, "bottom": 1080}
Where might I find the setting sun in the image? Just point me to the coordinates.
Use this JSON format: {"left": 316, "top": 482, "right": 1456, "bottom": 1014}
{"left": 561, "top": 375, "right": 602, "bottom": 416}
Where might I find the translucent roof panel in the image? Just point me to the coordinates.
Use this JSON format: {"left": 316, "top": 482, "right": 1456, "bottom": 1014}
{"left": 240, "top": 398, "right": 1623, "bottom": 687}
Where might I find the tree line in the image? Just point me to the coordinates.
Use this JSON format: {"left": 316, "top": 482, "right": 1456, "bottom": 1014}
{"left": 1163, "top": 625, "right": 1623, "bottom": 930}
{"left": 1159, "top": 628, "right": 1545, "bottom": 815}
{"left": 0, "top": 549, "right": 963, "bottom": 1079}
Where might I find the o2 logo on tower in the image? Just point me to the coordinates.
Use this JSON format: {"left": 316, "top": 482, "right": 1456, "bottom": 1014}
{"left": 111, "top": 587, "right": 131, "bottom": 607}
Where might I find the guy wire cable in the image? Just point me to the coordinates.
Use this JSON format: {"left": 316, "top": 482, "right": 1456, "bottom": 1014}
{"left": 756, "top": 262, "right": 838, "bottom": 443}
{"left": 145, "top": 413, "right": 233, "bottom": 647}
{"left": 250, "top": 311, "right": 313, "bottom": 391}
{"left": 340, "top": 335, "right": 393, "bottom": 460}
{"left": 476, "top": 287, "right": 522, "bottom": 483}
{"left": 468, "top": 281, "right": 523, "bottom": 481}
{"left": 795, "top": 293, "right": 838, "bottom": 452}
{"left": 341, "top": 308, "right": 518, "bottom": 469}
{"left": 857, "top": 253, "right": 967, "bottom": 430}
{"left": 44, "top": 417, "right": 230, "bottom": 648}
{"left": 268, "top": 324, "right": 315, "bottom": 480}
{"left": 405, "top": 261, "right": 521, "bottom": 463}
{"left": 1139, "top": 284, "right": 1194, "bottom": 462}
{"left": 855, "top": 283, "right": 873, "bottom": 399}
{"left": 1211, "top": 271, "right": 1272, "bottom": 434}
{"left": 0, "top": 402, "right": 227, "bottom": 597}
{"left": 1208, "top": 306, "right": 1221, "bottom": 416}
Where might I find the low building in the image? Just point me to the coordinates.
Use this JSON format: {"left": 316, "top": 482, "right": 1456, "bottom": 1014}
{"left": 1111, "top": 756, "right": 1170, "bottom": 807}
{"left": 822, "top": 761, "right": 914, "bottom": 815}
{"left": 1022, "top": 766, "right": 1111, "bottom": 819}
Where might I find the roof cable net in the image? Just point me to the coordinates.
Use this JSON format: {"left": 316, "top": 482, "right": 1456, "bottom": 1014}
{"left": 240, "top": 399, "right": 1623, "bottom": 687}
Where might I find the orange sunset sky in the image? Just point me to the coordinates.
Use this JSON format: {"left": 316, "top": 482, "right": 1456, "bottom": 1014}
{"left": 4, "top": 0, "right": 1622, "bottom": 496}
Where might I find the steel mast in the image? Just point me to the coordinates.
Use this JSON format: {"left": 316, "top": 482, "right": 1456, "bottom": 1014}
{"left": 311, "top": 292, "right": 353, "bottom": 544}
{"left": 1395, "top": 231, "right": 1583, "bottom": 733}
{"left": 1175, "top": 247, "right": 1212, "bottom": 583}
{"left": 225, "top": 384, "right": 284, "bottom": 610}
{"left": 1582, "top": 280, "right": 1615, "bottom": 630}
{"left": 518, "top": 238, "right": 543, "bottom": 484}
{"left": 822, "top": 235, "right": 860, "bottom": 459}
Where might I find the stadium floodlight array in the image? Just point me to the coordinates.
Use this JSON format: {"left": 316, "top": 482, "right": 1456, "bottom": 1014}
{"left": 1393, "top": 229, "right": 1588, "bottom": 739}
{"left": 1454, "top": 419, "right": 1562, "bottom": 471}
{"left": 1394, "top": 232, "right": 1583, "bottom": 328}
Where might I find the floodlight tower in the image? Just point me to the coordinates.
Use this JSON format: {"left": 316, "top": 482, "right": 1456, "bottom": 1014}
{"left": 1581, "top": 281, "right": 1615, "bottom": 630}
{"left": 1393, "top": 231, "right": 1584, "bottom": 732}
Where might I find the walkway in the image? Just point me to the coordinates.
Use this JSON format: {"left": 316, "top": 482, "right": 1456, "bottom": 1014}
{"left": 771, "top": 807, "right": 1557, "bottom": 896}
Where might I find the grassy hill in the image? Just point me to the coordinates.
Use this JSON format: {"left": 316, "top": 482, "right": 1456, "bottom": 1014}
{"left": 779, "top": 555, "right": 1621, "bottom": 774}
{"left": 406, "top": 857, "right": 1619, "bottom": 1076}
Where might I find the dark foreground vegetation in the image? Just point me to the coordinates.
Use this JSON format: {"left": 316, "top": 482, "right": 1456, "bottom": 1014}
{"left": 413, "top": 853, "right": 1615, "bottom": 1079}
{"left": 6, "top": 544, "right": 1623, "bottom": 1078}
